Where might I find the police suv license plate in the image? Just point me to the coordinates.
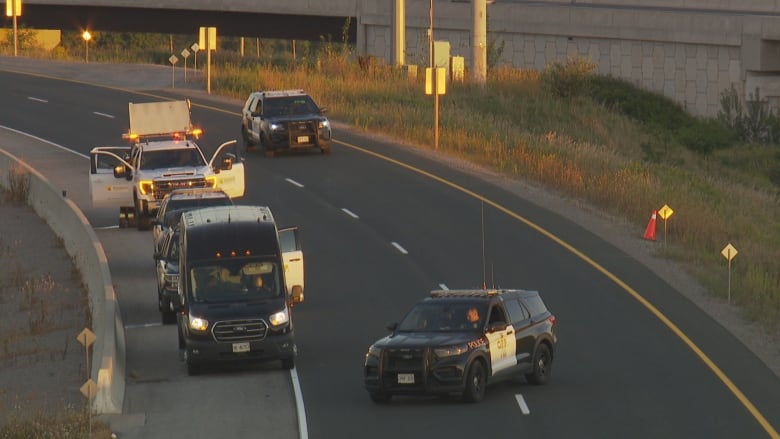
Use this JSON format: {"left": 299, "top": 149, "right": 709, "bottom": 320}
{"left": 232, "top": 342, "right": 250, "bottom": 353}
{"left": 397, "top": 373, "right": 415, "bottom": 384}
{"left": 297, "top": 135, "right": 309, "bottom": 143}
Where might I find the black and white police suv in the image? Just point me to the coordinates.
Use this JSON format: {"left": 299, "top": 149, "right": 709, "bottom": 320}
{"left": 240, "top": 89, "right": 331, "bottom": 157}
{"left": 363, "top": 289, "right": 557, "bottom": 403}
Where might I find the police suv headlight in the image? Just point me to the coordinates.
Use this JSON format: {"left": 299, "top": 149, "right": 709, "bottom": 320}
{"left": 367, "top": 345, "right": 382, "bottom": 359}
{"left": 270, "top": 123, "right": 283, "bottom": 131}
{"left": 188, "top": 313, "right": 209, "bottom": 332}
{"left": 269, "top": 306, "right": 289, "bottom": 327}
{"left": 434, "top": 344, "right": 469, "bottom": 358}
{"left": 318, "top": 119, "right": 330, "bottom": 129}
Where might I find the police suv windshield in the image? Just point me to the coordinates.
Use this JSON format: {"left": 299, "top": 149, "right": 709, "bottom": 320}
{"left": 190, "top": 260, "right": 282, "bottom": 303}
{"left": 397, "top": 301, "right": 487, "bottom": 332}
{"left": 264, "top": 96, "right": 319, "bottom": 117}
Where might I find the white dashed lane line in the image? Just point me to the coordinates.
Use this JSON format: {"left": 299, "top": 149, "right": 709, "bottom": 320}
{"left": 285, "top": 177, "right": 304, "bottom": 188}
{"left": 341, "top": 208, "right": 359, "bottom": 219}
{"left": 94, "top": 111, "right": 115, "bottom": 119}
{"left": 391, "top": 242, "right": 408, "bottom": 254}
{"left": 27, "top": 97, "right": 48, "bottom": 103}
{"left": 515, "top": 394, "right": 531, "bottom": 415}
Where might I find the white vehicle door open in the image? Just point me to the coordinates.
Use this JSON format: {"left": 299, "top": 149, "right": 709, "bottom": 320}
{"left": 278, "top": 227, "right": 305, "bottom": 304}
{"left": 209, "top": 140, "right": 245, "bottom": 198}
{"left": 89, "top": 147, "right": 133, "bottom": 208}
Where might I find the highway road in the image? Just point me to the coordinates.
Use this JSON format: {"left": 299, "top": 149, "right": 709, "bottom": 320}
{"left": 1, "top": 60, "right": 778, "bottom": 438}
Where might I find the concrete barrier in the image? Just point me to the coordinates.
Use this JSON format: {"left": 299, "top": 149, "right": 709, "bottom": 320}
{"left": 0, "top": 148, "right": 125, "bottom": 414}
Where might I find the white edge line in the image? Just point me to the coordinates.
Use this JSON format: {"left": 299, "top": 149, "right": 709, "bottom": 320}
{"left": 290, "top": 367, "right": 309, "bottom": 439}
{"left": 391, "top": 242, "right": 408, "bottom": 254}
{"left": 124, "top": 323, "right": 160, "bottom": 330}
{"left": 341, "top": 208, "right": 359, "bottom": 219}
{"left": 515, "top": 394, "right": 531, "bottom": 415}
{"left": 27, "top": 97, "right": 48, "bottom": 103}
{"left": 0, "top": 125, "right": 89, "bottom": 159}
{"left": 439, "top": 283, "right": 449, "bottom": 290}
{"left": 93, "top": 111, "right": 115, "bottom": 119}
{"left": 285, "top": 178, "right": 304, "bottom": 188}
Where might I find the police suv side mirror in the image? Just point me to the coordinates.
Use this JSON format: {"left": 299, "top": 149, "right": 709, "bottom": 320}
{"left": 386, "top": 322, "right": 398, "bottom": 332}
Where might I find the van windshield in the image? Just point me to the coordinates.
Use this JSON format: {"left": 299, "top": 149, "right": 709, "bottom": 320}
{"left": 190, "top": 260, "right": 282, "bottom": 302}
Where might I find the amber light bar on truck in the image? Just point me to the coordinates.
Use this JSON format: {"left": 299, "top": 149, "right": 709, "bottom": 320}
{"left": 122, "top": 127, "right": 204, "bottom": 143}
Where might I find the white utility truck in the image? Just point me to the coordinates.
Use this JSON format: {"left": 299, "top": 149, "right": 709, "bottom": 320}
{"left": 89, "top": 99, "right": 245, "bottom": 230}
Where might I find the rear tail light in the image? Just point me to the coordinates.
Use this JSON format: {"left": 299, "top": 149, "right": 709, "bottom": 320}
{"left": 548, "top": 315, "right": 557, "bottom": 328}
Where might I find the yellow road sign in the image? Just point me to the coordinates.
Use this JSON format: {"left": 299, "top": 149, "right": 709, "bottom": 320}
{"left": 6, "top": 0, "right": 21, "bottom": 17}
{"left": 77, "top": 328, "right": 96, "bottom": 348}
{"left": 658, "top": 204, "right": 674, "bottom": 220}
{"left": 80, "top": 379, "right": 97, "bottom": 399}
{"left": 721, "top": 243, "right": 738, "bottom": 261}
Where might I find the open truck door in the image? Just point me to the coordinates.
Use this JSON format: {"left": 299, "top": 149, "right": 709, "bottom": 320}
{"left": 89, "top": 146, "right": 133, "bottom": 208}
{"left": 209, "top": 140, "right": 245, "bottom": 199}
{"left": 279, "top": 227, "right": 304, "bottom": 305}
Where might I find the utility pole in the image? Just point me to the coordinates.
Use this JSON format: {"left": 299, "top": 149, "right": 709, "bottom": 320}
{"left": 430, "top": 0, "right": 439, "bottom": 149}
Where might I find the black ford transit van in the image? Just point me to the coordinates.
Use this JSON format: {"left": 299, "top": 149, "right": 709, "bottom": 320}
{"left": 175, "top": 205, "right": 304, "bottom": 375}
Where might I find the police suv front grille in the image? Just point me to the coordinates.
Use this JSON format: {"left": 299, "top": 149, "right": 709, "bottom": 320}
{"left": 212, "top": 319, "right": 268, "bottom": 342}
{"left": 288, "top": 121, "right": 317, "bottom": 145}
{"left": 381, "top": 348, "right": 428, "bottom": 390}
{"left": 153, "top": 177, "right": 210, "bottom": 199}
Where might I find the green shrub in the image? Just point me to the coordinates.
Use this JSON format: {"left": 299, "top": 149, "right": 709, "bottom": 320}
{"left": 677, "top": 118, "right": 736, "bottom": 155}
{"left": 540, "top": 56, "right": 597, "bottom": 98}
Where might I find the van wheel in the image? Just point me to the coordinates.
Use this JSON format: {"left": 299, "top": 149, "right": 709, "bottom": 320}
{"left": 525, "top": 344, "right": 552, "bottom": 385}
{"left": 320, "top": 145, "right": 331, "bottom": 154}
{"left": 161, "top": 310, "right": 177, "bottom": 325}
{"left": 461, "top": 360, "right": 486, "bottom": 403}
{"left": 186, "top": 354, "right": 200, "bottom": 376}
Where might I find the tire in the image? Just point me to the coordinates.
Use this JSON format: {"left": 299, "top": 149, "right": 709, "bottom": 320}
{"left": 281, "top": 356, "right": 295, "bottom": 370}
{"left": 461, "top": 360, "right": 487, "bottom": 403}
{"left": 241, "top": 125, "right": 254, "bottom": 151}
{"left": 525, "top": 344, "right": 552, "bottom": 385}
{"left": 161, "top": 309, "right": 177, "bottom": 325}
{"left": 134, "top": 195, "right": 150, "bottom": 231}
{"left": 368, "top": 391, "right": 391, "bottom": 404}
{"left": 260, "top": 133, "right": 275, "bottom": 158}
{"left": 185, "top": 351, "right": 200, "bottom": 376}
{"left": 320, "top": 144, "right": 331, "bottom": 154}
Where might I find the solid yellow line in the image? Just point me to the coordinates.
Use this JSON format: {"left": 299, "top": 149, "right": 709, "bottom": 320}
{"left": 334, "top": 138, "right": 779, "bottom": 439}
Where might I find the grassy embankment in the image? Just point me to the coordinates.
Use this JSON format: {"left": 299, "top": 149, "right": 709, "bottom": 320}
{"left": 208, "top": 52, "right": 780, "bottom": 339}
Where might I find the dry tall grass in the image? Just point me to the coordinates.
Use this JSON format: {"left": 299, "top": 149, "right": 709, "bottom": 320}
{"left": 213, "top": 54, "right": 780, "bottom": 335}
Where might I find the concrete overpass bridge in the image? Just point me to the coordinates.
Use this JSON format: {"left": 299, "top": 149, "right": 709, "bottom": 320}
{"left": 9, "top": 0, "right": 780, "bottom": 116}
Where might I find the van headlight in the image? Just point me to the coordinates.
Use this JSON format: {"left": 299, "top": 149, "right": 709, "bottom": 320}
{"left": 188, "top": 313, "right": 209, "bottom": 332}
{"left": 269, "top": 306, "right": 289, "bottom": 327}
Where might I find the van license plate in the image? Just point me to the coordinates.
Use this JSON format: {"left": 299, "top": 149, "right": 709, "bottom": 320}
{"left": 397, "top": 373, "right": 414, "bottom": 384}
{"left": 233, "top": 342, "right": 250, "bottom": 353}
{"left": 297, "top": 136, "right": 309, "bottom": 143}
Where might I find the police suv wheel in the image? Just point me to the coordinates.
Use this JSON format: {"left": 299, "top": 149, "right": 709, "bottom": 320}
{"left": 525, "top": 344, "right": 552, "bottom": 385}
{"left": 462, "top": 360, "right": 487, "bottom": 403}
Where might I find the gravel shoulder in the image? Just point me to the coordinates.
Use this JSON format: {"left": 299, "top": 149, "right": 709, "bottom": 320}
{"left": 0, "top": 56, "right": 777, "bottom": 428}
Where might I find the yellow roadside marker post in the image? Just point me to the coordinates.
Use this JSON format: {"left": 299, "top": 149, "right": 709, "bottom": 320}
{"left": 721, "top": 243, "right": 738, "bottom": 304}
